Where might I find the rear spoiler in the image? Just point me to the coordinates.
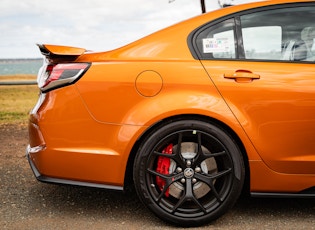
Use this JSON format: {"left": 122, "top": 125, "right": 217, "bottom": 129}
{"left": 37, "top": 44, "right": 87, "bottom": 63}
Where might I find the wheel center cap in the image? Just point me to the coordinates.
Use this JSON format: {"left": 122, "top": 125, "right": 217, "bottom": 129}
{"left": 184, "top": 168, "right": 194, "bottom": 178}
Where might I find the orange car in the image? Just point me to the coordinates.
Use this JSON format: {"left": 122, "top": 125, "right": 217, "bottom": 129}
{"left": 27, "top": 0, "right": 315, "bottom": 226}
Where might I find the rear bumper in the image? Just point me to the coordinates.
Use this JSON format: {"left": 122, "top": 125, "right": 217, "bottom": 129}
{"left": 27, "top": 88, "right": 128, "bottom": 191}
{"left": 27, "top": 108, "right": 124, "bottom": 191}
{"left": 26, "top": 145, "right": 123, "bottom": 191}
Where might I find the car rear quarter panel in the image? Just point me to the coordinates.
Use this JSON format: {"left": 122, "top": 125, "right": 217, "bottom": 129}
{"left": 76, "top": 60, "right": 232, "bottom": 124}
{"left": 29, "top": 85, "right": 148, "bottom": 186}
{"left": 75, "top": 59, "right": 262, "bottom": 163}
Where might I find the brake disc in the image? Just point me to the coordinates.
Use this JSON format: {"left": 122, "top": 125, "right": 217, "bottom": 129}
{"left": 168, "top": 142, "right": 218, "bottom": 199}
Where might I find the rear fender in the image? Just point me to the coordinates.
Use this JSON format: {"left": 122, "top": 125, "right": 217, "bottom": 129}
{"left": 119, "top": 90, "right": 262, "bottom": 162}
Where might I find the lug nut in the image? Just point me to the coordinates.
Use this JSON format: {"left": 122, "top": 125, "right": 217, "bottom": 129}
{"left": 195, "top": 167, "right": 201, "bottom": 173}
{"left": 186, "top": 160, "right": 192, "bottom": 167}
{"left": 192, "top": 178, "right": 197, "bottom": 184}
{"left": 176, "top": 167, "right": 182, "bottom": 173}
{"left": 181, "top": 178, "right": 186, "bottom": 184}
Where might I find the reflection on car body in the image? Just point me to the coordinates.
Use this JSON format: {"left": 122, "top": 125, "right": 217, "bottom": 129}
{"left": 27, "top": 0, "right": 315, "bottom": 227}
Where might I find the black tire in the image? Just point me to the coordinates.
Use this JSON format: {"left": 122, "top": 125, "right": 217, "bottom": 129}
{"left": 133, "top": 119, "right": 245, "bottom": 227}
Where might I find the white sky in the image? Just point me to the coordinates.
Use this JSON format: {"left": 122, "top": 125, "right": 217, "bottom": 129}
{"left": 0, "top": 0, "right": 258, "bottom": 58}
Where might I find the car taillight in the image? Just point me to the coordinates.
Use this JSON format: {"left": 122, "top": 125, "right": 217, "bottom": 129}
{"left": 38, "top": 63, "right": 90, "bottom": 92}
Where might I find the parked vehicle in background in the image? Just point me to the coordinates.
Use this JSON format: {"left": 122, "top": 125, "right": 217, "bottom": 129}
{"left": 27, "top": 0, "right": 315, "bottom": 227}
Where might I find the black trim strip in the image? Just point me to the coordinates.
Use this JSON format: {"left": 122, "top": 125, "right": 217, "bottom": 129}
{"left": 251, "top": 192, "right": 315, "bottom": 199}
{"left": 234, "top": 16, "right": 245, "bottom": 59}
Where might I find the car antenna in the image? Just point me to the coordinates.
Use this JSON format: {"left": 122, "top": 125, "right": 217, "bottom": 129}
{"left": 200, "top": 0, "right": 206, "bottom": 13}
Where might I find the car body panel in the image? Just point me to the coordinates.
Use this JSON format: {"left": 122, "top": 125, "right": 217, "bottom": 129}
{"left": 250, "top": 160, "right": 315, "bottom": 193}
{"left": 200, "top": 60, "right": 315, "bottom": 175}
{"left": 29, "top": 60, "right": 261, "bottom": 188}
{"left": 28, "top": 86, "right": 146, "bottom": 186}
{"left": 27, "top": 0, "right": 315, "bottom": 200}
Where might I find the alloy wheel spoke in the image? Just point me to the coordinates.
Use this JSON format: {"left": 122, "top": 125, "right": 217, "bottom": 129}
{"left": 191, "top": 132, "right": 205, "bottom": 167}
{"left": 194, "top": 168, "right": 232, "bottom": 202}
{"left": 152, "top": 132, "right": 188, "bottom": 168}
{"left": 174, "top": 132, "right": 187, "bottom": 168}
{"left": 147, "top": 168, "right": 185, "bottom": 201}
{"left": 195, "top": 168, "right": 232, "bottom": 182}
{"left": 192, "top": 132, "right": 227, "bottom": 168}
{"left": 147, "top": 168, "right": 167, "bottom": 178}
{"left": 212, "top": 168, "right": 232, "bottom": 180}
{"left": 147, "top": 168, "right": 184, "bottom": 180}
{"left": 172, "top": 178, "right": 206, "bottom": 214}
{"left": 160, "top": 172, "right": 185, "bottom": 200}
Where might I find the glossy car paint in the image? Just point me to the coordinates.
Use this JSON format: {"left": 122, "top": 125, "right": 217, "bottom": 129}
{"left": 28, "top": 0, "right": 315, "bottom": 198}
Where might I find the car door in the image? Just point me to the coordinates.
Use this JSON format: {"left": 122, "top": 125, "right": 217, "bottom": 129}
{"left": 192, "top": 3, "right": 315, "bottom": 174}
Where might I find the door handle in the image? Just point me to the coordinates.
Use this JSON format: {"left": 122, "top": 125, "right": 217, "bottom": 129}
{"left": 224, "top": 70, "right": 260, "bottom": 81}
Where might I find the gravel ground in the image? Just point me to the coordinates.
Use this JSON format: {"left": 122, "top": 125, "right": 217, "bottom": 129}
{"left": 1, "top": 123, "right": 315, "bottom": 229}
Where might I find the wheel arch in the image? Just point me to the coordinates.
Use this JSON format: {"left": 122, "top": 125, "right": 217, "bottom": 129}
{"left": 123, "top": 114, "right": 250, "bottom": 194}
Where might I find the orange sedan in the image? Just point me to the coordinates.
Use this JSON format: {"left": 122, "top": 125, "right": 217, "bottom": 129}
{"left": 27, "top": 0, "right": 315, "bottom": 226}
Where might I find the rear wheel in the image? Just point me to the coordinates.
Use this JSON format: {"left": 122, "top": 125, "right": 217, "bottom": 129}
{"left": 133, "top": 120, "right": 245, "bottom": 227}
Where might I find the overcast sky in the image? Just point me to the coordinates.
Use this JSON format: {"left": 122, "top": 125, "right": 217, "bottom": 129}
{"left": 0, "top": 0, "right": 256, "bottom": 58}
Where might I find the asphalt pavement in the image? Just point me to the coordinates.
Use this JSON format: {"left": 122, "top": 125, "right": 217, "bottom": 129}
{"left": 1, "top": 124, "right": 315, "bottom": 229}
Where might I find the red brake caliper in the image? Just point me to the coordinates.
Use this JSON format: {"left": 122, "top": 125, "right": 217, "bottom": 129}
{"left": 156, "top": 143, "right": 173, "bottom": 197}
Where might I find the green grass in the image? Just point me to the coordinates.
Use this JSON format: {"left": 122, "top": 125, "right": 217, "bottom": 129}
{"left": 0, "top": 85, "right": 39, "bottom": 125}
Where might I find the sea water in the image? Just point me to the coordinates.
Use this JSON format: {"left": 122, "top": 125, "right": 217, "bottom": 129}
{"left": 0, "top": 59, "right": 42, "bottom": 75}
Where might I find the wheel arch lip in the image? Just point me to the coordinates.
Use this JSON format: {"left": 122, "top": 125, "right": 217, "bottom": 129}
{"left": 122, "top": 90, "right": 261, "bottom": 160}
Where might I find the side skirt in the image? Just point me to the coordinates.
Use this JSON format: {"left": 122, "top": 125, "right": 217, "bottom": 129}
{"left": 251, "top": 191, "right": 315, "bottom": 198}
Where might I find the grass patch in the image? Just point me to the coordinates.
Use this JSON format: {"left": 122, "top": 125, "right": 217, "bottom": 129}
{"left": 0, "top": 74, "right": 36, "bottom": 81}
{"left": 0, "top": 85, "right": 39, "bottom": 125}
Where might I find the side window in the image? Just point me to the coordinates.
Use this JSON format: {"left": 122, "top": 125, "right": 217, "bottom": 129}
{"left": 193, "top": 5, "right": 315, "bottom": 62}
{"left": 240, "top": 6, "right": 315, "bottom": 62}
{"left": 195, "top": 19, "right": 236, "bottom": 59}
{"left": 242, "top": 26, "right": 282, "bottom": 60}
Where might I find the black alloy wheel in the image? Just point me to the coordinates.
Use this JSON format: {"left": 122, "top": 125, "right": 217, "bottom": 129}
{"left": 133, "top": 119, "right": 245, "bottom": 227}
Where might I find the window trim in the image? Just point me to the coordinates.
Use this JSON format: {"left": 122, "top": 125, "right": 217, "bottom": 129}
{"left": 235, "top": 16, "right": 245, "bottom": 59}
{"left": 194, "top": 18, "right": 238, "bottom": 60}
